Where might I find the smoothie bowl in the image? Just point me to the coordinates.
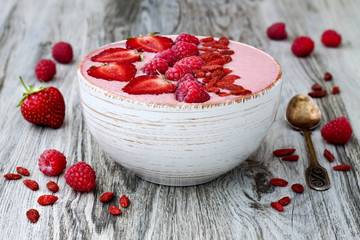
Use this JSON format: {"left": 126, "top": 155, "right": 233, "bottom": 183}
{"left": 77, "top": 33, "right": 282, "bottom": 186}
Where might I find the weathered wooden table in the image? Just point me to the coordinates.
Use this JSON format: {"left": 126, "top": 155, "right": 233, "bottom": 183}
{"left": 1, "top": 0, "right": 359, "bottom": 239}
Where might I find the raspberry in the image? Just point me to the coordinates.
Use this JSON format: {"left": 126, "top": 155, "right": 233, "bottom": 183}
{"left": 176, "top": 56, "right": 204, "bottom": 70}
{"left": 154, "top": 49, "right": 178, "bottom": 66}
{"left": 175, "top": 33, "right": 200, "bottom": 45}
{"left": 321, "top": 117, "right": 352, "bottom": 144}
{"left": 142, "top": 58, "right": 168, "bottom": 75}
{"left": 119, "top": 195, "right": 130, "bottom": 208}
{"left": 64, "top": 162, "right": 96, "bottom": 192}
{"left": 291, "top": 36, "right": 315, "bottom": 57}
{"left": 38, "top": 149, "right": 67, "bottom": 176}
{"left": 165, "top": 64, "right": 193, "bottom": 81}
{"left": 321, "top": 30, "right": 341, "bottom": 47}
{"left": 175, "top": 76, "right": 210, "bottom": 103}
{"left": 172, "top": 42, "right": 199, "bottom": 59}
{"left": 47, "top": 180, "right": 59, "bottom": 193}
{"left": 26, "top": 209, "right": 40, "bottom": 223}
{"left": 266, "top": 22, "right": 287, "bottom": 40}
{"left": 35, "top": 59, "right": 56, "bottom": 82}
{"left": 52, "top": 42, "right": 73, "bottom": 63}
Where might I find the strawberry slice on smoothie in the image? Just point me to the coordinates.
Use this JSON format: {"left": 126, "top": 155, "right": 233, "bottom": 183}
{"left": 91, "top": 48, "right": 142, "bottom": 63}
{"left": 87, "top": 62, "right": 136, "bottom": 81}
{"left": 126, "top": 32, "right": 173, "bottom": 53}
{"left": 122, "top": 75, "right": 176, "bottom": 95}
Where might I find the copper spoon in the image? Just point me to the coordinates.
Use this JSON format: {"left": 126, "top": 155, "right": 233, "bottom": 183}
{"left": 285, "top": 94, "right": 330, "bottom": 191}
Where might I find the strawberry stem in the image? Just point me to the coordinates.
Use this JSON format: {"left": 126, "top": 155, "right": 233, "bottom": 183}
{"left": 19, "top": 76, "right": 30, "bottom": 93}
{"left": 17, "top": 76, "right": 47, "bottom": 107}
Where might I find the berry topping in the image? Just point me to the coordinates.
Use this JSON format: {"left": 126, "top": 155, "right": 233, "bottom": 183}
{"left": 123, "top": 75, "right": 176, "bottom": 95}
{"left": 291, "top": 36, "right": 315, "bottom": 57}
{"left": 321, "top": 117, "right": 352, "bottom": 144}
{"left": 175, "top": 56, "right": 204, "bottom": 70}
{"left": 266, "top": 22, "right": 287, "bottom": 40}
{"left": 35, "top": 59, "right": 56, "bottom": 82}
{"left": 18, "top": 77, "right": 65, "bottom": 129}
{"left": 126, "top": 32, "right": 173, "bottom": 52}
{"left": 165, "top": 64, "right": 194, "bottom": 81}
{"left": 142, "top": 58, "right": 169, "bottom": 75}
{"left": 87, "top": 62, "right": 136, "bottom": 81}
{"left": 91, "top": 48, "right": 141, "bottom": 63}
{"left": 119, "top": 195, "right": 130, "bottom": 208}
{"left": 172, "top": 41, "right": 199, "bottom": 59}
{"left": 65, "top": 162, "right": 96, "bottom": 192}
{"left": 38, "top": 149, "right": 67, "bottom": 176}
{"left": 154, "top": 49, "right": 178, "bottom": 66}
{"left": 321, "top": 30, "right": 342, "bottom": 47}
{"left": 175, "top": 33, "right": 200, "bottom": 45}
{"left": 52, "top": 42, "right": 73, "bottom": 63}
{"left": 175, "top": 75, "right": 210, "bottom": 103}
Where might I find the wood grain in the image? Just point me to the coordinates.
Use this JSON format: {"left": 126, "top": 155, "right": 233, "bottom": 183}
{"left": 0, "top": 0, "right": 360, "bottom": 239}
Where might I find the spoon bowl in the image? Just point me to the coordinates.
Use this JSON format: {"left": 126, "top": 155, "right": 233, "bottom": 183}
{"left": 285, "top": 94, "right": 330, "bottom": 191}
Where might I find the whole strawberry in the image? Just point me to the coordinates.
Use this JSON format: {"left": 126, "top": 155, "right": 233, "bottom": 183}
{"left": 321, "top": 117, "right": 352, "bottom": 144}
{"left": 65, "top": 162, "right": 96, "bottom": 192}
{"left": 18, "top": 77, "right": 65, "bottom": 128}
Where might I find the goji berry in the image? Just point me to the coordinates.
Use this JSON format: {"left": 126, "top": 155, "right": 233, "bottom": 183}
{"left": 230, "top": 89, "right": 252, "bottom": 95}
{"left": 271, "top": 202, "right": 284, "bottom": 212}
{"left": 311, "top": 83, "right": 322, "bottom": 91}
{"left": 291, "top": 183, "right": 305, "bottom": 193}
{"left": 269, "top": 178, "right": 288, "bottom": 187}
{"left": 200, "top": 37, "right": 214, "bottom": 43}
{"left": 278, "top": 197, "right": 291, "bottom": 206}
{"left": 222, "top": 68, "right": 232, "bottom": 75}
{"left": 196, "top": 71, "right": 205, "bottom": 78}
{"left": 119, "top": 195, "right": 130, "bottom": 208}
{"left": 332, "top": 86, "right": 340, "bottom": 94}
{"left": 99, "top": 192, "right": 115, "bottom": 202}
{"left": 324, "top": 149, "right": 335, "bottom": 162}
{"left": 199, "top": 52, "right": 222, "bottom": 62}
{"left": 217, "top": 82, "right": 244, "bottom": 91}
{"left": 222, "top": 55, "right": 232, "bottom": 63}
{"left": 198, "top": 47, "right": 218, "bottom": 52}
{"left": 26, "top": 209, "right": 40, "bottom": 223}
{"left": 204, "top": 85, "right": 220, "bottom": 93}
{"left": 220, "top": 74, "right": 240, "bottom": 83}
{"left": 202, "top": 40, "right": 218, "bottom": 47}
{"left": 207, "top": 58, "right": 226, "bottom": 66}
{"left": 273, "top": 148, "right": 296, "bottom": 157}
{"left": 46, "top": 181, "right": 59, "bottom": 193}
{"left": 212, "top": 43, "right": 229, "bottom": 49}
{"left": 220, "top": 50, "right": 235, "bottom": 55}
{"left": 211, "top": 70, "right": 225, "bottom": 80}
{"left": 37, "top": 195, "right": 58, "bottom": 206}
{"left": 218, "top": 37, "right": 230, "bottom": 45}
{"left": 281, "top": 155, "right": 299, "bottom": 162}
{"left": 217, "top": 92, "right": 230, "bottom": 97}
{"left": 109, "top": 205, "right": 122, "bottom": 215}
{"left": 201, "top": 65, "right": 223, "bottom": 72}
{"left": 324, "top": 72, "right": 332, "bottom": 81}
{"left": 16, "top": 167, "right": 30, "bottom": 176}
{"left": 333, "top": 164, "right": 351, "bottom": 171}
{"left": 3, "top": 173, "right": 22, "bottom": 180}
{"left": 308, "top": 90, "right": 327, "bottom": 98}
{"left": 23, "top": 179, "right": 39, "bottom": 191}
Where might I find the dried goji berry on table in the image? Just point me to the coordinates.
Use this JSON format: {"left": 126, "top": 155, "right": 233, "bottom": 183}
{"left": 333, "top": 164, "right": 351, "bottom": 171}
{"left": 278, "top": 197, "right": 291, "bottom": 206}
{"left": 37, "top": 195, "right": 58, "bottom": 206}
{"left": 119, "top": 195, "right": 130, "bottom": 208}
{"left": 99, "top": 192, "right": 115, "bottom": 202}
{"left": 291, "top": 183, "right": 305, "bottom": 193}
{"left": 3, "top": 173, "right": 22, "bottom": 180}
{"left": 324, "top": 149, "right": 335, "bottom": 162}
{"left": 282, "top": 155, "right": 299, "bottom": 162}
{"left": 324, "top": 72, "right": 332, "bottom": 81}
{"left": 311, "top": 83, "right": 322, "bottom": 91}
{"left": 332, "top": 86, "right": 340, "bottom": 94}
{"left": 109, "top": 206, "right": 122, "bottom": 215}
{"left": 271, "top": 202, "right": 284, "bottom": 212}
{"left": 308, "top": 90, "right": 327, "bottom": 98}
{"left": 273, "top": 148, "right": 296, "bottom": 157}
{"left": 23, "top": 179, "right": 39, "bottom": 191}
{"left": 26, "top": 209, "right": 40, "bottom": 223}
{"left": 16, "top": 167, "right": 30, "bottom": 176}
{"left": 46, "top": 181, "right": 59, "bottom": 193}
{"left": 269, "top": 178, "right": 288, "bottom": 187}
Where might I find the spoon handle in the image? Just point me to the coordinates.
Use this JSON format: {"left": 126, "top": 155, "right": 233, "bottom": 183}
{"left": 302, "top": 130, "right": 331, "bottom": 191}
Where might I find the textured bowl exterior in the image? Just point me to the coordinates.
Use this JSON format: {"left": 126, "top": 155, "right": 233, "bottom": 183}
{"left": 78, "top": 69, "right": 282, "bottom": 186}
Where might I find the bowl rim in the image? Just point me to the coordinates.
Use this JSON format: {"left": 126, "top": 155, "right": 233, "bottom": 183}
{"left": 78, "top": 37, "right": 282, "bottom": 108}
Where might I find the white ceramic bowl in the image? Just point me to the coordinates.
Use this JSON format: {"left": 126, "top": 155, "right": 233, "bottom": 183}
{"left": 78, "top": 47, "right": 282, "bottom": 186}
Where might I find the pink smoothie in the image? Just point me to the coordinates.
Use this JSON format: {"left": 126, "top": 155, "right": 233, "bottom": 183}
{"left": 79, "top": 35, "right": 281, "bottom": 103}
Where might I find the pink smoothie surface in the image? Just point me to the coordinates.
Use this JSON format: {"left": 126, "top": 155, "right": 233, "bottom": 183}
{"left": 79, "top": 35, "right": 281, "bottom": 103}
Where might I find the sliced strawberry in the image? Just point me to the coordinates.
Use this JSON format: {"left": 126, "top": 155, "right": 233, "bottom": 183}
{"left": 91, "top": 48, "right": 141, "bottom": 63}
{"left": 122, "top": 75, "right": 176, "bottom": 95}
{"left": 87, "top": 63, "right": 136, "bottom": 82}
{"left": 126, "top": 33, "right": 173, "bottom": 53}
